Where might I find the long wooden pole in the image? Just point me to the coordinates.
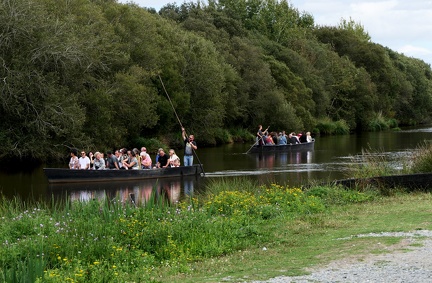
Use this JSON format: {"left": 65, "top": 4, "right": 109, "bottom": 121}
{"left": 158, "top": 75, "right": 205, "bottom": 176}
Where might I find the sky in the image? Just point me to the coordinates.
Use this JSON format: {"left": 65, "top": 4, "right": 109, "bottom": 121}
{"left": 119, "top": 0, "right": 432, "bottom": 65}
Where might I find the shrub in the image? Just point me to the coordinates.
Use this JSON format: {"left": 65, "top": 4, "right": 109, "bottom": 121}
{"left": 315, "top": 118, "right": 350, "bottom": 135}
{"left": 409, "top": 142, "right": 432, "bottom": 173}
{"left": 229, "top": 128, "right": 255, "bottom": 143}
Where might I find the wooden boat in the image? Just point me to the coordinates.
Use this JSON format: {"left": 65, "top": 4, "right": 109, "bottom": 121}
{"left": 44, "top": 164, "right": 204, "bottom": 183}
{"left": 247, "top": 141, "right": 315, "bottom": 154}
{"left": 331, "top": 172, "right": 432, "bottom": 191}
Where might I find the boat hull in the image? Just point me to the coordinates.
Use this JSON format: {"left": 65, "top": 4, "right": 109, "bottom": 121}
{"left": 247, "top": 141, "right": 314, "bottom": 154}
{"left": 44, "top": 165, "right": 204, "bottom": 183}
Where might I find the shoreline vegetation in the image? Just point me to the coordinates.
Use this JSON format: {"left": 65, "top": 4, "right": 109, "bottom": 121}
{"left": 2, "top": 144, "right": 432, "bottom": 282}
{"left": 2, "top": 0, "right": 431, "bottom": 163}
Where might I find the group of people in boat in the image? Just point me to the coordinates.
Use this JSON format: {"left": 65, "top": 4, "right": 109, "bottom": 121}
{"left": 68, "top": 127, "right": 197, "bottom": 170}
{"left": 256, "top": 125, "right": 313, "bottom": 146}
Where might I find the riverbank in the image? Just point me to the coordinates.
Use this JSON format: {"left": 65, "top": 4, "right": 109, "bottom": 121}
{"left": 1, "top": 178, "right": 431, "bottom": 282}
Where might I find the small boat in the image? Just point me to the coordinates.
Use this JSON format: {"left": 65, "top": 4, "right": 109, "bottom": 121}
{"left": 44, "top": 165, "right": 204, "bottom": 183}
{"left": 247, "top": 141, "right": 315, "bottom": 154}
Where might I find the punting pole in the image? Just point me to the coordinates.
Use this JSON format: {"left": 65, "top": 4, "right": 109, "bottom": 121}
{"left": 245, "top": 125, "right": 269, "bottom": 154}
{"left": 158, "top": 75, "right": 205, "bottom": 176}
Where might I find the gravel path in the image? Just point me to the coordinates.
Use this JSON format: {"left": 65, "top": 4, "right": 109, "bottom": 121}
{"left": 253, "top": 231, "right": 432, "bottom": 283}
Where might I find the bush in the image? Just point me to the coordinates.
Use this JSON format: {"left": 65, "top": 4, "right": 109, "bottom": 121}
{"left": 213, "top": 128, "right": 233, "bottom": 144}
{"left": 229, "top": 128, "right": 255, "bottom": 143}
{"left": 315, "top": 118, "right": 350, "bottom": 135}
{"left": 367, "top": 112, "right": 399, "bottom": 132}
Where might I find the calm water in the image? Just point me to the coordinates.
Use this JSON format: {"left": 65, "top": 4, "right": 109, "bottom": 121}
{"left": 1, "top": 126, "right": 432, "bottom": 203}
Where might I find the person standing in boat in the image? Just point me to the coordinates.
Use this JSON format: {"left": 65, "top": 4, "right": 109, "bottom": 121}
{"left": 182, "top": 127, "right": 197, "bottom": 166}
{"left": 257, "top": 125, "right": 268, "bottom": 146}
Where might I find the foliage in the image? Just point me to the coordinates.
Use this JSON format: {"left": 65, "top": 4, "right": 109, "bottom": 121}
{"left": 1, "top": 0, "right": 432, "bottom": 162}
{"left": 315, "top": 117, "right": 350, "bottom": 135}
{"left": 305, "top": 185, "right": 376, "bottom": 205}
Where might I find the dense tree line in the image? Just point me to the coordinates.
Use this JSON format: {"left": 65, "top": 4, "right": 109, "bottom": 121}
{"left": 1, "top": 0, "right": 431, "bottom": 162}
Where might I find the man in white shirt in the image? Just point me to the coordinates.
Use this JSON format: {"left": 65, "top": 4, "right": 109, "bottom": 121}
{"left": 78, "top": 151, "right": 90, "bottom": 170}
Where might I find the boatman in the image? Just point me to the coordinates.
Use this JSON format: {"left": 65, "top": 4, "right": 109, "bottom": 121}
{"left": 257, "top": 125, "right": 269, "bottom": 145}
{"left": 182, "top": 127, "right": 197, "bottom": 166}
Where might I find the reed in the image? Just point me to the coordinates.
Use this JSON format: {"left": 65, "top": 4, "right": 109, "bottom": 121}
{"left": 409, "top": 141, "right": 432, "bottom": 173}
{"left": 346, "top": 148, "right": 404, "bottom": 179}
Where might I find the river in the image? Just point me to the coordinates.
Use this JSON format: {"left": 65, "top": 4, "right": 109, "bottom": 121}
{"left": 1, "top": 126, "right": 432, "bottom": 204}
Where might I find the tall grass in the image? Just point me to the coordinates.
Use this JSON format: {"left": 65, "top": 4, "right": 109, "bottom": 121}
{"left": 315, "top": 117, "right": 350, "bottom": 135}
{"left": 409, "top": 141, "right": 432, "bottom": 173}
{"left": 367, "top": 112, "right": 399, "bottom": 132}
{"left": 346, "top": 148, "right": 405, "bottom": 179}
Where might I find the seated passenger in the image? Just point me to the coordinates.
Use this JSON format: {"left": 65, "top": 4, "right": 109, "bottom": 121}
{"left": 93, "top": 152, "right": 106, "bottom": 170}
{"left": 265, "top": 134, "right": 274, "bottom": 145}
{"left": 69, "top": 149, "right": 79, "bottom": 169}
{"left": 279, "top": 132, "right": 287, "bottom": 145}
{"left": 78, "top": 151, "right": 90, "bottom": 170}
{"left": 156, "top": 149, "right": 169, "bottom": 168}
{"left": 168, "top": 149, "right": 181, "bottom": 167}
{"left": 299, "top": 131, "right": 307, "bottom": 143}
{"left": 140, "top": 147, "right": 152, "bottom": 169}
{"left": 289, "top": 133, "right": 300, "bottom": 144}
{"left": 106, "top": 151, "right": 119, "bottom": 169}
{"left": 271, "top": 132, "right": 278, "bottom": 145}
{"left": 123, "top": 150, "right": 139, "bottom": 170}
{"left": 306, "top": 131, "right": 313, "bottom": 142}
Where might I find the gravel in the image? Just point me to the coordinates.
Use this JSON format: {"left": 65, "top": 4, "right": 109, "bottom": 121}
{"left": 252, "top": 231, "right": 432, "bottom": 283}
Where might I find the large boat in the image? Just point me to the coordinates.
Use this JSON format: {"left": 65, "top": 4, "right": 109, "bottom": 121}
{"left": 44, "top": 165, "right": 204, "bottom": 183}
{"left": 247, "top": 141, "right": 315, "bottom": 154}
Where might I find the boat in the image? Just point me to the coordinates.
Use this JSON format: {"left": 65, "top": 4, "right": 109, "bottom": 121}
{"left": 247, "top": 141, "right": 315, "bottom": 154}
{"left": 331, "top": 172, "right": 432, "bottom": 191}
{"left": 43, "top": 165, "right": 204, "bottom": 183}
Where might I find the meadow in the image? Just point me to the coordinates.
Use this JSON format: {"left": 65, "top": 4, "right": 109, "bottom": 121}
{"left": 0, "top": 178, "right": 379, "bottom": 283}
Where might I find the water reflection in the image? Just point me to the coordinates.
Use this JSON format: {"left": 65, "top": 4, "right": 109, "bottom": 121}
{"left": 47, "top": 176, "right": 200, "bottom": 204}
